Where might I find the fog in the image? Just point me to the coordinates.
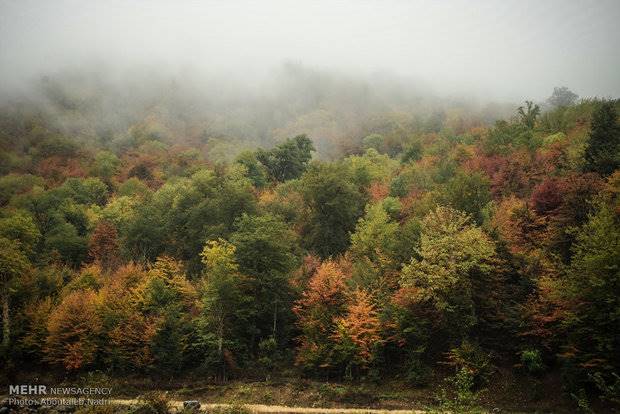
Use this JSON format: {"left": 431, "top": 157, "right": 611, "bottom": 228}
{"left": 0, "top": 0, "right": 619, "bottom": 158}
{"left": 2, "top": 0, "right": 619, "bottom": 100}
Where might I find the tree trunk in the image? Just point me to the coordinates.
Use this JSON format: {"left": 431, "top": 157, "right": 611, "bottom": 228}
{"left": 2, "top": 287, "right": 9, "bottom": 351}
{"left": 272, "top": 300, "right": 277, "bottom": 337}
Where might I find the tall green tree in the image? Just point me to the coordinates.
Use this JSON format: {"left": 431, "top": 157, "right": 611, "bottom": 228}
{"left": 585, "top": 101, "right": 620, "bottom": 176}
{"left": 199, "top": 239, "right": 252, "bottom": 379}
{"left": 230, "top": 213, "right": 299, "bottom": 348}
{"left": 0, "top": 237, "right": 30, "bottom": 354}
{"left": 300, "top": 163, "right": 366, "bottom": 258}
{"left": 562, "top": 202, "right": 620, "bottom": 387}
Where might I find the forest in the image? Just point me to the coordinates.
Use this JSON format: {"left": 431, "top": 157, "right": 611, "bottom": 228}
{"left": 0, "top": 68, "right": 618, "bottom": 413}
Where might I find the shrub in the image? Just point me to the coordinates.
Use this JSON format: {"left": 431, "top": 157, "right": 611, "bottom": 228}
{"left": 519, "top": 349, "right": 546, "bottom": 376}
{"left": 134, "top": 392, "right": 171, "bottom": 414}
{"left": 445, "top": 340, "right": 494, "bottom": 387}
{"left": 437, "top": 367, "right": 481, "bottom": 413}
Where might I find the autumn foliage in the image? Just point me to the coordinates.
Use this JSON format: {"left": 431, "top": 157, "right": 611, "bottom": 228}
{"left": 1, "top": 91, "right": 619, "bottom": 408}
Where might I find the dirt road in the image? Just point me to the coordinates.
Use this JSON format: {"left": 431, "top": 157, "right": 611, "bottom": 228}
{"left": 108, "top": 399, "right": 428, "bottom": 414}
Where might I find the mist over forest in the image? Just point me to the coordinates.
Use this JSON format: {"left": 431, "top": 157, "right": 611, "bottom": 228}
{"left": 1, "top": 0, "right": 618, "bottom": 159}
{"left": 1, "top": 62, "right": 520, "bottom": 162}
{"left": 1, "top": 1, "right": 620, "bottom": 413}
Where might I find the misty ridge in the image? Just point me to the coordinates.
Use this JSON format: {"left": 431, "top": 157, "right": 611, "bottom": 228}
{"left": 1, "top": 63, "right": 518, "bottom": 160}
{"left": 1, "top": 0, "right": 617, "bottom": 161}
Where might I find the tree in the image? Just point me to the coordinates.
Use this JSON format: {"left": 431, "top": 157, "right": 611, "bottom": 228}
{"left": 99, "top": 264, "right": 158, "bottom": 372}
{"left": 256, "top": 135, "right": 315, "bottom": 182}
{"left": 350, "top": 201, "right": 399, "bottom": 264}
{"left": 300, "top": 163, "right": 366, "bottom": 258}
{"left": 398, "top": 206, "right": 496, "bottom": 343}
{"left": 362, "top": 134, "right": 384, "bottom": 152}
{"left": 561, "top": 203, "right": 620, "bottom": 388}
{"left": 0, "top": 211, "right": 39, "bottom": 355}
{"left": 584, "top": 101, "right": 620, "bottom": 176}
{"left": 332, "top": 288, "right": 384, "bottom": 378}
{"left": 230, "top": 213, "right": 298, "bottom": 278}
{"left": 547, "top": 87, "right": 578, "bottom": 108}
{"left": 230, "top": 213, "right": 299, "bottom": 348}
{"left": 517, "top": 101, "right": 541, "bottom": 130}
{"left": 60, "top": 177, "right": 109, "bottom": 206}
{"left": 0, "top": 237, "right": 29, "bottom": 354}
{"left": 443, "top": 170, "right": 491, "bottom": 224}
{"left": 88, "top": 220, "right": 120, "bottom": 271}
{"left": 294, "top": 260, "right": 349, "bottom": 371}
{"left": 199, "top": 239, "right": 251, "bottom": 379}
{"left": 236, "top": 151, "right": 269, "bottom": 188}
{"left": 138, "top": 257, "right": 197, "bottom": 375}
{"left": 530, "top": 173, "right": 603, "bottom": 261}
{"left": 0, "top": 210, "right": 40, "bottom": 257}
{"left": 44, "top": 221, "right": 88, "bottom": 267}
{"left": 91, "top": 151, "right": 120, "bottom": 181}
{"left": 45, "top": 289, "right": 102, "bottom": 370}
{"left": 123, "top": 168, "right": 257, "bottom": 273}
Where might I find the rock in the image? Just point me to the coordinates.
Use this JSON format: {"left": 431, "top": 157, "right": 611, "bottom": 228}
{"left": 182, "top": 401, "right": 200, "bottom": 411}
{"left": 0, "top": 406, "right": 10, "bottom": 414}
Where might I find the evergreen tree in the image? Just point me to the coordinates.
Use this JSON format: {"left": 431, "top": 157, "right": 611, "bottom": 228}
{"left": 585, "top": 101, "right": 620, "bottom": 176}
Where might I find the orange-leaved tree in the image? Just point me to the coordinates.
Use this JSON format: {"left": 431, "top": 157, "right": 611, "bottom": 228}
{"left": 293, "top": 259, "right": 349, "bottom": 372}
{"left": 331, "top": 288, "right": 384, "bottom": 378}
{"left": 45, "top": 289, "right": 103, "bottom": 370}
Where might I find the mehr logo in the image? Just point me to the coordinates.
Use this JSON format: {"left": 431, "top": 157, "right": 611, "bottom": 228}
{"left": 9, "top": 385, "right": 47, "bottom": 395}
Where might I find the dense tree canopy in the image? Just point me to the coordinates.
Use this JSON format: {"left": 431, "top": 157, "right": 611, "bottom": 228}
{"left": 0, "top": 91, "right": 619, "bottom": 410}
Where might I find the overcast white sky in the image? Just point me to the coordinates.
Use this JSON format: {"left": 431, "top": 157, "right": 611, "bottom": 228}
{"left": 1, "top": 0, "right": 619, "bottom": 101}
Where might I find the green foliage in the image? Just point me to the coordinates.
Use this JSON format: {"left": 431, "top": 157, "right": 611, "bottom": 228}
{"left": 350, "top": 202, "right": 399, "bottom": 263}
{"left": 520, "top": 349, "right": 546, "bottom": 376}
{"left": 0, "top": 209, "right": 40, "bottom": 256}
{"left": 437, "top": 367, "right": 481, "bottom": 413}
{"left": 0, "top": 236, "right": 30, "bottom": 354}
{"left": 445, "top": 340, "right": 494, "bottom": 387}
{"left": 44, "top": 220, "right": 88, "bottom": 267}
{"left": 60, "top": 177, "right": 109, "bottom": 206}
{"left": 584, "top": 100, "right": 620, "bottom": 176}
{"left": 256, "top": 135, "right": 315, "bottom": 182}
{"left": 0, "top": 174, "right": 44, "bottom": 206}
{"left": 124, "top": 168, "right": 256, "bottom": 271}
{"left": 230, "top": 213, "right": 299, "bottom": 348}
{"left": 91, "top": 151, "right": 120, "bottom": 180}
{"left": 517, "top": 100, "right": 541, "bottom": 130}
{"left": 198, "top": 239, "right": 252, "bottom": 377}
{"left": 300, "top": 162, "right": 366, "bottom": 258}
{"left": 400, "top": 206, "right": 496, "bottom": 341}
{"left": 1, "top": 90, "right": 620, "bottom": 408}
{"left": 343, "top": 148, "right": 397, "bottom": 188}
{"left": 401, "top": 140, "right": 423, "bottom": 164}
{"left": 236, "top": 151, "right": 269, "bottom": 188}
{"left": 35, "top": 135, "right": 79, "bottom": 159}
{"left": 231, "top": 213, "right": 298, "bottom": 277}
{"left": 362, "top": 133, "right": 384, "bottom": 152}
{"left": 443, "top": 170, "right": 491, "bottom": 224}
{"left": 257, "top": 336, "right": 279, "bottom": 379}
{"left": 561, "top": 202, "right": 620, "bottom": 388}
